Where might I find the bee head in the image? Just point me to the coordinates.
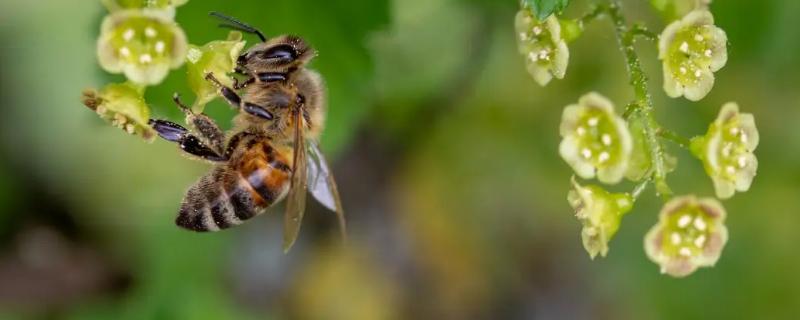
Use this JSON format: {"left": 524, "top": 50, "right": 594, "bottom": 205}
{"left": 237, "top": 35, "right": 316, "bottom": 74}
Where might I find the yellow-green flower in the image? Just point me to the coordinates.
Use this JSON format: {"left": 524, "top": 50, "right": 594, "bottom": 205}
{"left": 515, "top": 7, "right": 569, "bottom": 86}
{"left": 650, "top": 0, "right": 711, "bottom": 21}
{"left": 102, "top": 0, "right": 189, "bottom": 17}
{"left": 691, "top": 102, "right": 759, "bottom": 199}
{"left": 559, "top": 93, "right": 632, "bottom": 184}
{"left": 645, "top": 195, "right": 728, "bottom": 277}
{"left": 81, "top": 82, "right": 155, "bottom": 141}
{"left": 568, "top": 178, "right": 633, "bottom": 259}
{"left": 97, "top": 10, "right": 188, "bottom": 85}
{"left": 186, "top": 31, "right": 246, "bottom": 111}
{"left": 658, "top": 10, "right": 727, "bottom": 101}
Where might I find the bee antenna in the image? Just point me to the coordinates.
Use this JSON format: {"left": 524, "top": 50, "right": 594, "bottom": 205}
{"left": 209, "top": 11, "right": 267, "bottom": 42}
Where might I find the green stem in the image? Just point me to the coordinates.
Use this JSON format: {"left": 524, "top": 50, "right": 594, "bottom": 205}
{"left": 606, "top": 1, "right": 673, "bottom": 200}
{"left": 630, "top": 23, "right": 658, "bottom": 41}
{"left": 578, "top": 5, "right": 606, "bottom": 29}
{"left": 657, "top": 127, "right": 691, "bottom": 149}
{"left": 631, "top": 179, "right": 650, "bottom": 200}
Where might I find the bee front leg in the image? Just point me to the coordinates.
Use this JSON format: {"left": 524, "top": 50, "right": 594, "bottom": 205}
{"left": 149, "top": 119, "right": 227, "bottom": 162}
{"left": 205, "top": 73, "right": 274, "bottom": 120}
{"left": 172, "top": 93, "right": 226, "bottom": 154}
{"left": 205, "top": 72, "right": 242, "bottom": 108}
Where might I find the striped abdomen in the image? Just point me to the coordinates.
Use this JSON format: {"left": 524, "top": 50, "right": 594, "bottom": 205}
{"left": 176, "top": 139, "right": 292, "bottom": 231}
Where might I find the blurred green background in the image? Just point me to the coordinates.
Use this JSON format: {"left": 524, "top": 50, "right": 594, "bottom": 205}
{"left": 0, "top": 0, "right": 799, "bottom": 319}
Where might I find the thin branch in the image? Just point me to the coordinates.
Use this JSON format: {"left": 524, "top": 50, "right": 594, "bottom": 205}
{"left": 631, "top": 179, "right": 650, "bottom": 200}
{"left": 657, "top": 127, "right": 691, "bottom": 149}
{"left": 606, "top": 1, "right": 673, "bottom": 200}
{"left": 630, "top": 24, "right": 658, "bottom": 41}
{"left": 578, "top": 5, "right": 607, "bottom": 29}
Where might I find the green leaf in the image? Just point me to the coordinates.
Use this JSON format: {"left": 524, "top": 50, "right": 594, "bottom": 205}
{"left": 524, "top": 0, "right": 570, "bottom": 21}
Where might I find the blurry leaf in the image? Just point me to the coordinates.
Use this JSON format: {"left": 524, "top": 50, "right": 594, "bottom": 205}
{"left": 524, "top": 0, "right": 570, "bottom": 20}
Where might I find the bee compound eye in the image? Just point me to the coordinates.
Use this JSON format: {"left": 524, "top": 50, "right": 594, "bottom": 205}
{"left": 261, "top": 44, "right": 297, "bottom": 62}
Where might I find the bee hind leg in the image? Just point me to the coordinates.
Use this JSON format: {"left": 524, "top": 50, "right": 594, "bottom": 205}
{"left": 149, "top": 119, "right": 227, "bottom": 162}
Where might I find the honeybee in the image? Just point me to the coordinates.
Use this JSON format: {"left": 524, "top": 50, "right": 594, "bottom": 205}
{"left": 149, "top": 12, "right": 345, "bottom": 252}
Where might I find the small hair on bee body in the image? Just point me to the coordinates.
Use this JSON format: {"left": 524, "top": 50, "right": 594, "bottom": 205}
{"left": 209, "top": 11, "right": 267, "bottom": 42}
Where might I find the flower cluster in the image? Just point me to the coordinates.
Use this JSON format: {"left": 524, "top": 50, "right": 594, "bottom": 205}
{"left": 691, "top": 103, "right": 759, "bottom": 199}
{"left": 658, "top": 10, "right": 727, "bottom": 101}
{"left": 515, "top": 6, "right": 569, "bottom": 86}
{"left": 645, "top": 195, "right": 728, "bottom": 277}
{"left": 533, "top": 1, "right": 755, "bottom": 278}
{"left": 84, "top": 1, "right": 189, "bottom": 141}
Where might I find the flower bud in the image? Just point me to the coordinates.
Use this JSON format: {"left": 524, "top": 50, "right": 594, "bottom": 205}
{"left": 568, "top": 177, "right": 633, "bottom": 259}
{"left": 81, "top": 82, "right": 155, "bottom": 141}
{"left": 515, "top": 7, "right": 569, "bottom": 86}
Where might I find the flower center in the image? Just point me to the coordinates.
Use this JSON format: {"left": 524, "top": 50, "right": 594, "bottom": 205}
{"left": 517, "top": 14, "right": 557, "bottom": 67}
{"left": 667, "top": 25, "right": 716, "bottom": 84}
{"left": 715, "top": 119, "right": 753, "bottom": 179}
{"left": 573, "top": 109, "right": 621, "bottom": 168}
{"left": 110, "top": 17, "right": 175, "bottom": 66}
{"left": 662, "top": 205, "right": 715, "bottom": 258}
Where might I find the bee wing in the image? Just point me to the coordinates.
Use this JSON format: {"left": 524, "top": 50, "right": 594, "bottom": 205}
{"left": 283, "top": 110, "right": 308, "bottom": 253}
{"left": 306, "top": 140, "right": 346, "bottom": 241}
